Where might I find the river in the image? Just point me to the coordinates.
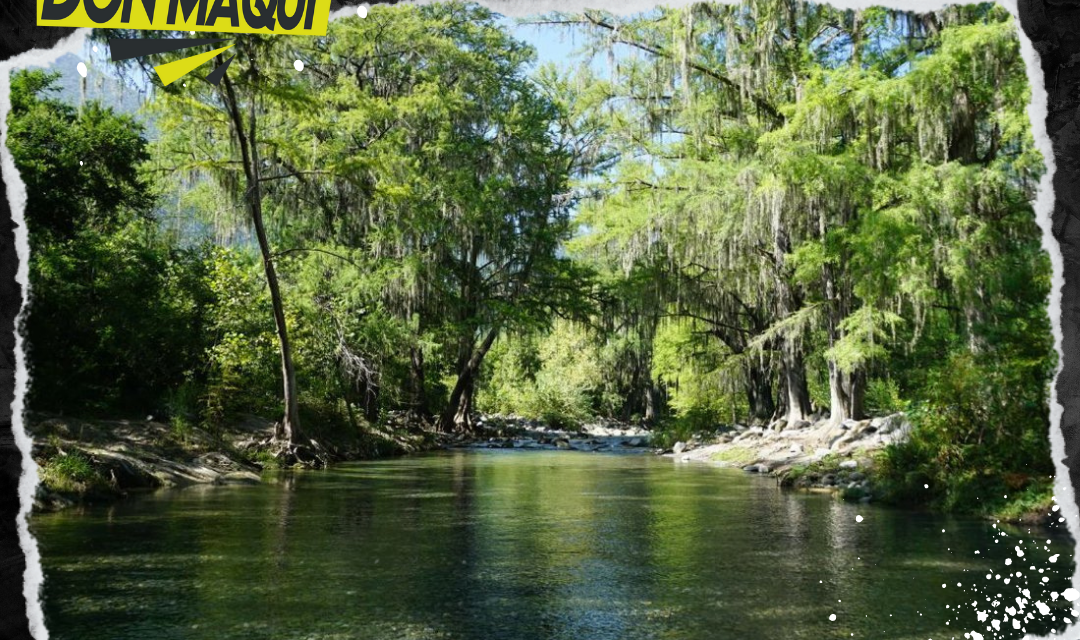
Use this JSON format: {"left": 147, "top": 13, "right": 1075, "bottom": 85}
{"left": 31, "top": 450, "right": 1076, "bottom": 639}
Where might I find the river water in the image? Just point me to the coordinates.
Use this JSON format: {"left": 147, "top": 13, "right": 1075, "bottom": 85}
{"left": 31, "top": 450, "right": 1076, "bottom": 639}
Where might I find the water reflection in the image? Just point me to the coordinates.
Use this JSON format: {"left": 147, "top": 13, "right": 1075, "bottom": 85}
{"left": 32, "top": 450, "right": 1074, "bottom": 640}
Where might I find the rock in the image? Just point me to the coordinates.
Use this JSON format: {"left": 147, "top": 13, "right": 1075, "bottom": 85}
{"left": 744, "top": 463, "right": 770, "bottom": 474}
{"left": 768, "top": 419, "right": 786, "bottom": 432}
{"left": 217, "top": 471, "right": 261, "bottom": 485}
{"left": 839, "top": 460, "right": 858, "bottom": 469}
{"left": 680, "top": 455, "right": 691, "bottom": 462}
{"left": 626, "top": 437, "right": 643, "bottom": 447}
{"left": 788, "top": 443, "right": 803, "bottom": 455}
{"left": 673, "top": 441, "right": 687, "bottom": 455}
{"left": 875, "top": 413, "right": 910, "bottom": 435}
{"left": 848, "top": 471, "right": 865, "bottom": 482}
{"left": 822, "top": 474, "right": 837, "bottom": 486}
{"left": 841, "top": 419, "right": 859, "bottom": 430}
{"left": 554, "top": 438, "right": 572, "bottom": 450}
{"left": 104, "top": 458, "right": 159, "bottom": 490}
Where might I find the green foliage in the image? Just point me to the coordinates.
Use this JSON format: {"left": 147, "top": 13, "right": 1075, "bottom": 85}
{"left": 40, "top": 451, "right": 108, "bottom": 494}
{"left": 10, "top": 70, "right": 213, "bottom": 418}
{"left": 864, "top": 378, "right": 908, "bottom": 415}
{"left": 874, "top": 352, "right": 1053, "bottom": 514}
{"left": 477, "top": 321, "right": 601, "bottom": 428}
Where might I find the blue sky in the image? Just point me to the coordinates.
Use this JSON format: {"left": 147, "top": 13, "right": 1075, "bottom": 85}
{"left": 503, "top": 17, "right": 604, "bottom": 73}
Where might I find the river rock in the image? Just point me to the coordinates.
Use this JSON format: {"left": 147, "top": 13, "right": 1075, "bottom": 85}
{"left": 673, "top": 441, "right": 688, "bottom": 455}
{"left": 100, "top": 455, "right": 161, "bottom": 490}
{"left": 848, "top": 471, "right": 865, "bottom": 482}
{"left": 216, "top": 471, "right": 261, "bottom": 485}
{"left": 839, "top": 460, "right": 858, "bottom": 469}
{"left": 554, "top": 438, "right": 572, "bottom": 450}
{"left": 744, "top": 463, "right": 770, "bottom": 474}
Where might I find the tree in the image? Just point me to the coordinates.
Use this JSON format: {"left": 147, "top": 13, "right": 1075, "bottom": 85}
{"left": 104, "top": 32, "right": 307, "bottom": 443}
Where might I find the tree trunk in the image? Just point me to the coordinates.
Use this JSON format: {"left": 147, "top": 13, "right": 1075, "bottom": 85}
{"left": 745, "top": 364, "right": 775, "bottom": 425}
{"left": 643, "top": 382, "right": 659, "bottom": 425}
{"left": 439, "top": 327, "right": 499, "bottom": 433}
{"left": 782, "top": 346, "right": 812, "bottom": 427}
{"left": 221, "top": 68, "right": 301, "bottom": 444}
{"left": 827, "top": 361, "right": 865, "bottom": 426}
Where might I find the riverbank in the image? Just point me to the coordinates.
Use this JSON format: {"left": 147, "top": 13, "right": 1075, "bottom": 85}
{"left": 27, "top": 412, "right": 430, "bottom": 511}
{"left": 27, "top": 411, "right": 1057, "bottom": 526}
{"left": 661, "top": 413, "right": 1058, "bottom": 525}
{"left": 26, "top": 413, "right": 654, "bottom": 512}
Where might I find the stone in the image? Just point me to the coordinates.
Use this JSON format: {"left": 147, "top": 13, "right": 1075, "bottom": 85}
{"left": 673, "top": 441, "right": 687, "bottom": 455}
{"left": 849, "top": 471, "right": 865, "bottom": 482}
{"left": 217, "top": 471, "right": 261, "bottom": 485}
{"left": 554, "top": 438, "right": 572, "bottom": 450}
{"left": 839, "top": 460, "right": 858, "bottom": 469}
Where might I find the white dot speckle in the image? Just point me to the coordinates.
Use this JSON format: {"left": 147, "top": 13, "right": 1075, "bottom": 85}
{"left": 1063, "top": 588, "right": 1079, "bottom": 602}
{"left": 855, "top": 515, "right": 863, "bottom": 523}
{"left": 829, "top": 614, "right": 836, "bottom": 622}
{"left": 294, "top": 59, "right": 304, "bottom": 72}
{"left": 357, "top": 4, "right": 368, "bottom": 18}
{"left": 76, "top": 62, "right": 87, "bottom": 78}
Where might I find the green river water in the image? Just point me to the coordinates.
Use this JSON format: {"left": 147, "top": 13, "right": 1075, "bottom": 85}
{"left": 30, "top": 450, "right": 1076, "bottom": 640}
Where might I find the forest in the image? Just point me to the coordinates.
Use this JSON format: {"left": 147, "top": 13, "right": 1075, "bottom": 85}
{"left": 8, "top": 0, "right": 1055, "bottom": 517}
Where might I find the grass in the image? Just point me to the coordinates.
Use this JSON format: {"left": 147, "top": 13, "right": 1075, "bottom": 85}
{"left": 989, "top": 478, "right": 1056, "bottom": 523}
{"left": 710, "top": 446, "right": 758, "bottom": 466}
{"left": 778, "top": 453, "right": 851, "bottom": 488}
{"left": 247, "top": 449, "right": 282, "bottom": 469}
{"left": 38, "top": 450, "right": 110, "bottom": 495}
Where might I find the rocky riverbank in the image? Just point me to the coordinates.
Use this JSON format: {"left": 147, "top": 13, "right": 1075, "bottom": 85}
{"left": 662, "top": 413, "right": 914, "bottom": 503}
{"left": 447, "top": 415, "right": 653, "bottom": 453}
{"left": 26, "top": 413, "right": 652, "bottom": 512}
{"left": 660, "top": 413, "right": 1058, "bottom": 525}
{"left": 27, "top": 412, "right": 439, "bottom": 512}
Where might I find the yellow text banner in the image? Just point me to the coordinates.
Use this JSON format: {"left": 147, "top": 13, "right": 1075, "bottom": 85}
{"left": 37, "top": 0, "right": 331, "bottom": 35}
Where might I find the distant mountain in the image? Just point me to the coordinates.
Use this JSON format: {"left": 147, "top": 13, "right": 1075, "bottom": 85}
{"left": 29, "top": 52, "right": 155, "bottom": 135}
